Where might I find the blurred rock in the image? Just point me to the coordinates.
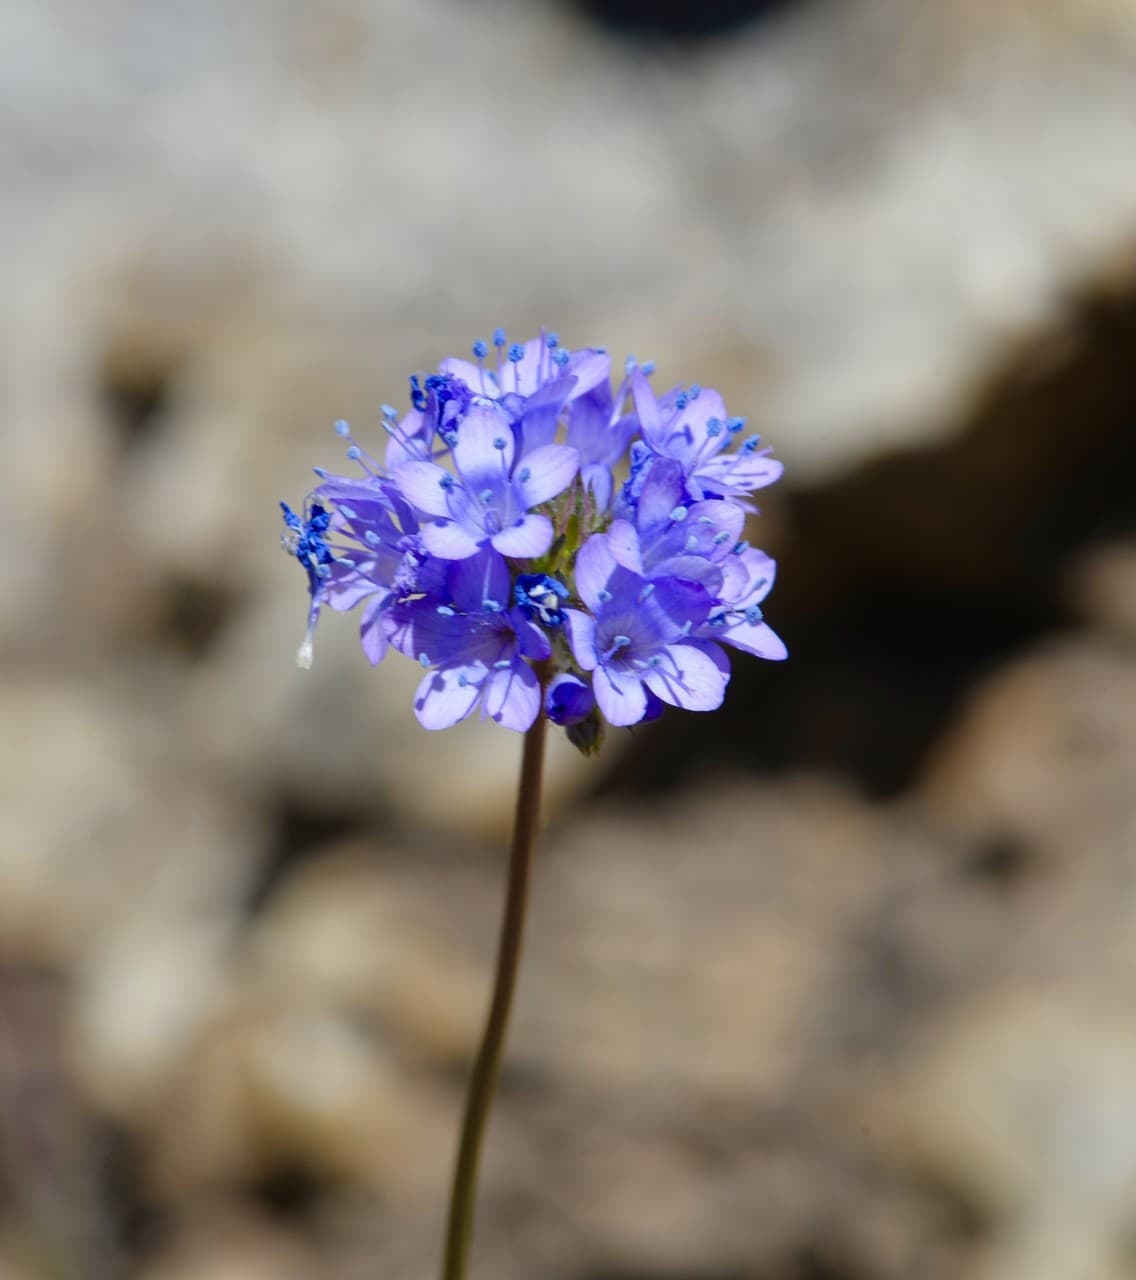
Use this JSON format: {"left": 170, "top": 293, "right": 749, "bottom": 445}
{"left": 897, "top": 992, "right": 1136, "bottom": 1280}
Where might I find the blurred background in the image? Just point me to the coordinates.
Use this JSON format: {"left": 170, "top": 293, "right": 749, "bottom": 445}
{"left": 4, "top": 0, "right": 1136, "bottom": 1276}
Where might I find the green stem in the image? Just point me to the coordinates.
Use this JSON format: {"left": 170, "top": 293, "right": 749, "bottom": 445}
{"left": 441, "top": 709, "right": 548, "bottom": 1280}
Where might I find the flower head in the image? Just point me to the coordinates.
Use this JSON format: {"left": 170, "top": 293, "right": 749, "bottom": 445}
{"left": 280, "top": 330, "right": 787, "bottom": 742}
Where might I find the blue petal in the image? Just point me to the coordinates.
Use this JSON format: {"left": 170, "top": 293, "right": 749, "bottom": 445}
{"left": 514, "top": 444, "right": 578, "bottom": 508}
{"left": 490, "top": 513, "right": 553, "bottom": 558}
{"left": 414, "top": 665, "right": 483, "bottom": 730}
{"left": 573, "top": 534, "right": 618, "bottom": 613}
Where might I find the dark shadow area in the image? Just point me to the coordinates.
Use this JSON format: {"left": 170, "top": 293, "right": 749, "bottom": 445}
{"left": 602, "top": 284, "right": 1136, "bottom": 798}
{"left": 569, "top": 0, "right": 809, "bottom": 40}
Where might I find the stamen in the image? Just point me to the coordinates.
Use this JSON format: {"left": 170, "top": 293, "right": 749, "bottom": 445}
{"left": 518, "top": 466, "right": 531, "bottom": 483}
{"left": 546, "top": 332, "right": 559, "bottom": 349}
{"left": 439, "top": 474, "right": 456, "bottom": 492}
{"left": 482, "top": 598, "right": 500, "bottom": 611}
{"left": 508, "top": 343, "right": 524, "bottom": 364}
{"left": 479, "top": 488, "right": 494, "bottom": 504}
{"left": 493, "top": 328, "right": 506, "bottom": 348}
{"left": 597, "top": 588, "right": 613, "bottom": 604}
{"left": 713, "top": 530, "right": 731, "bottom": 545}
{"left": 669, "top": 506, "right": 688, "bottom": 522}
{"left": 493, "top": 437, "right": 508, "bottom": 450}
{"left": 745, "top": 605, "right": 763, "bottom": 625}
{"left": 472, "top": 339, "right": 488, "bottom": 359}
{"left": 493, "top": 659, "right": 512, "bottom": 670}
{"left": 418, "top": 653, "right": 430, "bottom": 667}
{"left": 436, "top": 605, "right": 455, "bottom": 616}
{"left": 732, "top": 540, "right": 750, "bottom": 555}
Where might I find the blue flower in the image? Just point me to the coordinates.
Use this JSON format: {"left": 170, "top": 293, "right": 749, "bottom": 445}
{"left": 280, "top": 330, "right": 787, "bottom": 737}
{"left": 393, "top": 406, "right": 578, "bottom": 560}
{"left": 564, "top": 531, "right": 729, "bottom": 727}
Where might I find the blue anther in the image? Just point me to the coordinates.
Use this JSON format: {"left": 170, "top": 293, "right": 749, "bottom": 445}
{"left": 745, "top": 605, "right": 764, "bottom": 625}
{"left": 706, "top": 417, "right": 724, "bottom": 437}
{"left": 494, "top": 659, "right": 512, "bottom": 670}
{"left": 346, "top": 445, "right": 362, "bottom": 460}
{"left": 508, "top": 343, "right": 524, "bottom": 363}
{"left": 679, "top": 620, "right": 693, "bottom": 636}
{"left": 479, "top": 488, "right": 494, "bottom": 504}
{"left": 597, "top": 588, "right": 613, "bottom": 604}
{"left": 742, "top": 436, "right": 761, "bottom": 454}
{"left": 313, "top": 466, "right": 329, "bottom": 479}
{"left": 436, "top": 605, "right": 455, "bottom": 616}
{"left": 553, "top": 348, "right": 570, "bottom": 367}
{"left": 727, "top": 417, "right": 746, "bottom": 434}
{"left": 334, "top": 419, "right": 351, "bottom": 437}
{"left": 381, "top": 403, "right": 398, "bottom": 420}
{"left": 688, "top": 383, "right": 701, "bottom": 398}
{"left": 493, "top": 328, "right": 506, "bottom": 347}
{"left": 685, "top": 534, "right": 699, "bottom": 551}
{"left": 713, "top": 530, "right": 731, "bottom": 545}
{"left": 338, "top": 504, "right": 357, "bottom": 519}
{"left": 624, "top": 356, "right": 638, "bottom": 375}
{"left": 518, "top": 466, "right": 531, "bottom": 483}
{"left": 439, "top": 474, "right": 456, "bottom": 491}
{"left": 482, "top": 598, "right": 500, "bottom": 612}
{"left": 648, "top": 654, "right": 662, "bottom": 667}
{"left": 669, "top": 506, "right": 688, "bottom": 522}
{"left": 418, "top": 653, "right": 430, "bottom": 668}
{"left": 675, "top": 392, "right": 688, "bottom": 410}
{"left": 472, "top": 339, "right": 488, "bottom": 358}
{"left": 638, "top": 582, "right": 655, "bottom": 602}
{"left": 493, "top": 436, "right": 507, "bottom": 450}
{"left": 365, "top": 530, "right": 381, "bottom": 546}
{"left": 612, "top": 635, "right": 631, "bottom": 650}
{"left": 546, "top": 332, "right": 559, "bottom": 349}
{"left": 733, "top": 540, "right": 750, "bottom": 555}
{"left": 337, "top": 557, "right": 356, "bottom": 568}
{"left": 458, "top": 673, "right": 469, "bottom": 687}
{"left": 641, "top": 360, "right": 656, "bottom": 376}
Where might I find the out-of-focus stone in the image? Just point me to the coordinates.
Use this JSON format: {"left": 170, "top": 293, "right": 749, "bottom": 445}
{"left": 242, "top": 850, "right": 485, "bottom": 1067}
{"left": 895, "top": 992, "right": 1136, "bottom": 1280}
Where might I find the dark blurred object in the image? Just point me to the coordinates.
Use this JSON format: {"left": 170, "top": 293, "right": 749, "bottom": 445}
{"left": 568, "top": 0, "right": 807, "bottom": 39}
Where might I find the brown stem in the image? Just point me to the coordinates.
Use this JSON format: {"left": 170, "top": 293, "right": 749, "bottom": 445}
{"left": 440, "top": 709, "right": 548, "bottom": 1280}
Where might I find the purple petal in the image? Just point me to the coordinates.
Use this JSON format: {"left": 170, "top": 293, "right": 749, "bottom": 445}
{"left": 515, "top": 444, "right": 578, "bottom": 507}
{"left": 645, "top": 641, "right": 729, "bottom": 711}
{"left": 490, "top": 513, "right": 553, "bottom": 558}
{"left": 565, "top": 349, "right": 612, "bottom": 399}
{"left": 518, "top": 376, "right": 576, "bottom": 452}
{"left": 359, "top": 594, "right": 389, "bottom": 666}
{"left": 454, "top": 406, "right": 515, "bottom": 486}
{"left": 605, "top": 519, "right": 643, "bottom": 575}
{"left": 564, "top": 609, "right": 598, "bottom": 670}
{"left": 510, "top": 610, "right": 553, "bottom": 661}
{"left": 635, "top": 458, "right": 685, "bottom": 537}
{"left": 720, "top": 619, "right": 788, "bottom": 661}
{"left": 482, "top": 660, "right": 540, "bottom": 732}
{"left": 581, "top": 462, "right": 613, "bottom": 514}
{"left": 414, "top": 665, "right": 483, "bottom": 730}
{"left": 740, "top": 549, "right": 777, "bottom": 604}
{"left": 422, "top": 518, "right": 484, "bottom": 560}
{"left": 594, "top": 666, "right": 648, "bottom": 726}
{"left": 510, "top": 337, "right": 547, "bottom": 398}
{"left": 392, "top": 461, "right": 456, "bottom": 518}
{"left": 630, "top": 368, "right": 660, "bottom": 439}
{"left": 697, "top": 454, "right": 783, "bottom": 492}
{"left": 573, "top": 533, "right": 618, "bottom": 612}
{"left": 450, "top": 548, "right": 511, "bottom": 613}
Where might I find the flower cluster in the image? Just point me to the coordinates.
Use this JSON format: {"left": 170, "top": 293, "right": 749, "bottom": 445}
{"left": 280, "top": 330, "right": 786, "bottom": 747}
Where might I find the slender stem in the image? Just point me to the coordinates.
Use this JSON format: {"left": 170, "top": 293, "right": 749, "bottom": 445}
{"left": 441, "top": 710, "right": 548, "bottom": 1280}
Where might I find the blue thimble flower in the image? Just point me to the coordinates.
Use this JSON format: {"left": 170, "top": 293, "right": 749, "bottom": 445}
{"left": 280, "top": 329, "right": 786, "bottom": 742}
